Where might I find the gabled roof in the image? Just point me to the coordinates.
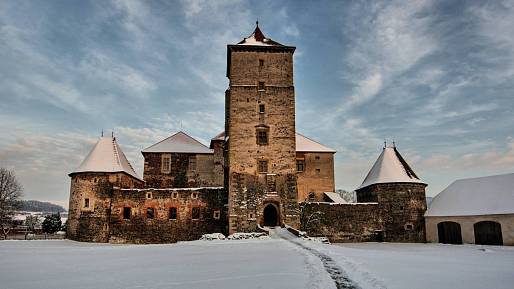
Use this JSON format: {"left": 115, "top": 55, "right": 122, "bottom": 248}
{"left": 236, "top": 22, "right": 286, "bottom": 47}
{"left": 210, "top": 131, "right": 226, "bottom": 149}
{"left": 357, "top": 146, "right": 424, "bottom": 190}
{"left": 70, "top": 137, "right": 142, "bottom": 181}
{"left": 323, "top": 192, "right": 348, "bottom": 204}
{"left": 425, "top": 173, "right": 514, "bottom": 217}
{"left": 142, "top": 131, "right": 212, "bottom": 154}
{"left": 296, "top": 133, "right": 336, "bottom": 153}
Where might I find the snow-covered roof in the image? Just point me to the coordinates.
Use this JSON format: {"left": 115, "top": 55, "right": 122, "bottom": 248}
{"left": 425, "top": 173, "right": 514, "bottom": 217}
{"left": 70, "top": 137, "right": 142, "bottom": 181}
{"left": 296, "top": 133, "right": 336, "bottom": 153}
{"left": 323, "top": 192, "right": 348, "bottom": 204}
{"left": 357, "top": 147, "right": 424, "bottom": 190}
{"left": 236, "top": 22, "right": 285, "bottom": 47}
{"left": 142, "top": 131, "right": 213, "bottom": 154}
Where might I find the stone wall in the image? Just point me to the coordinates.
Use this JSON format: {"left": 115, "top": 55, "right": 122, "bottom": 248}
{"left": 296, "top": 152, "right": 335, "bottom": 202}
{"left": 301, "top": 202, "right": 381, "bottom": 242}
{"left": 357, "top": 183, "right": 427, "bottom": 242}
{"left": 109, "top": 187, "right": 228, "bottom": 244}
{"left": 143, "top": 152, "right": 221, "bottom": 188}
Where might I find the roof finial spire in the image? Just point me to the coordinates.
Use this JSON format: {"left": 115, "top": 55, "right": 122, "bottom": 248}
{"left": 256, "top": 19, "right": 259, "bottom": 27}
{"left": 101, "top": 128, "right": 104, "bottom": 137}
{"left": 393, "top": 139, "right": 396, "bottom": 148}
{"left": 384, "top": 139, "right": 387, "bottom": 149}
{"left": 111, "top": 130, "right": 114, "bottom": 138}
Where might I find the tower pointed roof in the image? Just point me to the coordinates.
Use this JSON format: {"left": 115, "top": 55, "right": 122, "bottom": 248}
{"left": 142, "top": 131, "right": 212, "bottom": 154}
{"left": 357, "top": 146, "right": 424, "bottom": 190}
{"left": 236, "top": 21, "right": 286, "bottom": 47}
{"left": 70, "top": 136, "right": 142, "bottom": 181}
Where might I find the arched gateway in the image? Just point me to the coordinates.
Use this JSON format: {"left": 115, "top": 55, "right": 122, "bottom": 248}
{"left": 263, "top": 204, "right": 279, "bottom": 227}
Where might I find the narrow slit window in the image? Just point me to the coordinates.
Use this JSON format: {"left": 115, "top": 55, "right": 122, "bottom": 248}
{"left": 259, "top": 104, "right": 265, "bottom": 114}
{"left": 169, "top": 207, "right": 177, "bottom": 220}
{"left": 296, "top": 159, "right": 305, "bottom": 172}
{"left": 146, "top": 208, "right": 155, "bottom": 219}
{"left": 258, "top": 81, "right": 265, "bottom": 91}
{"left": 84, "top": 198, "right": 90, "bottom": 208}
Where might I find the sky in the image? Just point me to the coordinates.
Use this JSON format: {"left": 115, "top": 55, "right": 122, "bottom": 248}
{"left": 1, "top": 0, "right": 513, "bottom": 208}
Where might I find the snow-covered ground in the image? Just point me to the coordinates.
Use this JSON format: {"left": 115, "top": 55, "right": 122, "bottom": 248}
{"left": 1, "top": 235, "right": 513, "bottom": 289}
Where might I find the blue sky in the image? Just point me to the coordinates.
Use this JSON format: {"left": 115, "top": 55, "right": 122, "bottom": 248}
{"left": 1, "top": 0, "right": 513, "bottom": 207}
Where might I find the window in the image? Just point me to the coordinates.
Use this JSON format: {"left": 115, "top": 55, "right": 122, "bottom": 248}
{"left": 315, "top": 155, "right": 320, "bottom": 160}
{"left": 189, "top": 156, "right": 197, "bottom": 172}
{"left": 169, "top": 207, "right": 177, "bottom": 220}
{"left": 192, "top": 207, "right": 200, "bottom": 220}
{"left": 259, "top": 59, "right": 264, "bottom": 68}
{"left": 146, "top": 192, "right": 153, "bottom": 199}
{"left": 316, "top": 168, "right": 321, "bottom": 174}
{"left": 172, "top": 192, "right": 178, "bottom": 199}
{"left": 259, "top": 104, "right": 265, "bottom": 114}
{"left": 249, "top": 213, "right": 254, "bottom": 219}
{"left": 161, "top": 154, "right": 171, "bottom": 173}
{"left": 191, "top": 192, "right": 199, "bottom": 199}
{"left": 213, "top": 210, "right": 220, "bottom": 220}
{"left": 258, "top": 160, "right": 268, "bottom": 173}
{"left": 84, "top": 198, "right": 90, "bottom": 208}
{"left": 258, "top": 81, "right": 265, "bottom": 91}
{"left": 146, "top": 208, "right": 155, "bottom": 219}
{"left": 296, "top": 159, "right": 305, "bottom": 172}
{"left": 405, "top": 223, "right": 414, "bottom": 231}
{"left": 257, "top": 131, "right": 268, "bottom": 145}
{"left": 308, "top": 192, "right": 316, "bottom": 201}
{"left": 123, "top": 207, "right": 131, "bottom": 220}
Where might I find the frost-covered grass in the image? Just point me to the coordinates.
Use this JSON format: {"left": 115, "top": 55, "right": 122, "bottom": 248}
{"left": 1, "top": 239, "right": 513, "bottom": 289}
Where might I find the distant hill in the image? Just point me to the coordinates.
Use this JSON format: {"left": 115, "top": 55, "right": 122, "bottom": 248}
{"left": 19, "top": 200, "right": 66, "bottom": 213}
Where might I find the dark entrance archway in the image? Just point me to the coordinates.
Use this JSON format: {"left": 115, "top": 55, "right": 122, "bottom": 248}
{"left": 263, "top": 204, "right": 279, "bottom": 227}
{"left": 437, "top": 221, "right": 462, "bottom": 244}
{"left": 474, "top": 221, "right": 503, "bottom": 245}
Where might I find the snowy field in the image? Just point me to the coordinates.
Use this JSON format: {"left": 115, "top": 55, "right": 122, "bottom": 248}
{"left": 1, "top": 235, "right": 513, "bottom": 289}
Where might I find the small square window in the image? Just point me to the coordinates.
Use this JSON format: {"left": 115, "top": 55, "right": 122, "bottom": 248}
{"left": 172, "top": 192, "right": 178, "bottom": 199}
{"left": 169, "top": 207, "right": 177, "bottom": 220}
{"left": 123, "top": 207, "right": 131, "bottom": 220}
{"left": 213, "top": 210, "right": 220, "bottom": 220}
{"left": 84, "top": 198, "right": 90, "bottom": 208}
{"left": 249, "top": 213, "right": 254, "bottom": 219}
{"left": 258, "top": 81, "right": 265, "bottom": 91}
{"left": 315, "top": 155, "right": 320, "bottom": 160}
{"left": 146, "top": 192, "right": 152, "bottom": 199}
{"left": 257, "top": 131, "right": 268, "bottom": 145}
{"left": 258, "top": 160, "right": 268, "bottom": 173}
{"left": 259, "top": 59, "right": 264, "bottom": 67}
{"left": 259, "top": 104, "right": 265, "bottom": 114}
{"left": 146, "top": 208, "right": 155, "bottom": 219}
{"left": 191, "top": 192, "right": 199, "bottom": 199}
{"left": 315, "top": 168, "right": 321, "bottom": 174}
{"left": 192, "top": 207, "right": 200, "bottom": 220}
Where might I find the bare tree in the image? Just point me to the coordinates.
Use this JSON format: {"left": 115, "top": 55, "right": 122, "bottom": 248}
{"left": 24, "top": 215, "right": 40, "bottom": 239}
{"left": 298, "top": 202, "right": 324, "bottom": 232}
{"left": 0, "top": 168, "right": 23, "bottom": 239}
{"left": 336, "top": 189, "right": 356, "bottom": 203}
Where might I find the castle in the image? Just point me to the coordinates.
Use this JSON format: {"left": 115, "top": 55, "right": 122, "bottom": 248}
{"left": 67, "top": 24, "right": 426, "bottom": 243}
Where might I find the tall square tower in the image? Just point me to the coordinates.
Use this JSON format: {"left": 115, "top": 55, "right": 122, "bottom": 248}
{"left": 225, "top": 23, "right": 299, "bottom": 233}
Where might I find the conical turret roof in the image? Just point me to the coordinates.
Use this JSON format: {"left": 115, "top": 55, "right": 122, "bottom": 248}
{"left": 70, "top": 136, "right": 142, "bottom": 181}
{"left": 357, "top": 146, "right": 424, "bottom": 190}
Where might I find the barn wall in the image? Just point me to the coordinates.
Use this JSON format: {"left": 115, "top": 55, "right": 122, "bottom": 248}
{"left": 426, "top": 214, "right": 514, "bottom": 245}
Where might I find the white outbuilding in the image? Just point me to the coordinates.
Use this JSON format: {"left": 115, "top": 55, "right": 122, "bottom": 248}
{"left": 425, "top": 173, "right": 514, "bottom": 245}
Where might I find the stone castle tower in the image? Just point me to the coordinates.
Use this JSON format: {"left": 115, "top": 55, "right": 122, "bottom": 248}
{"left": 225, "top": 23, "right": 299, "bottom": 233}
{"left": 355, "top": 145, "right": 427, "bottom": 242}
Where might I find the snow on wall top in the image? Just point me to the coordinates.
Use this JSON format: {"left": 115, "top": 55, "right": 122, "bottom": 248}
{"left": 425, "top": 173, "right": 514, "bottom": 217}
{"left": 142, "top": 131, "right": 213, "bottom": 154}
{"left": 296, "top": 133, "right": 336, "bottom": 153}
{"left": 70, "top": 137, "right": 142, "bottom": 181}
{"left": 357, "top": 147, "right": 424, "bottom": 190}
